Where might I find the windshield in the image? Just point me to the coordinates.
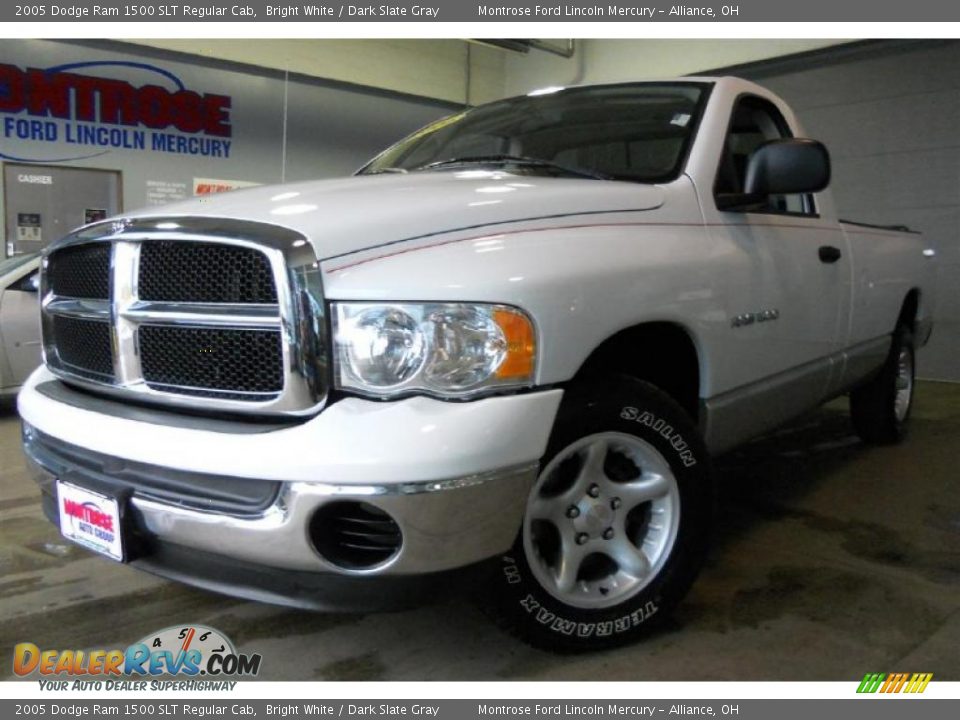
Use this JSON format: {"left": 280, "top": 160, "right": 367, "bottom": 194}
{"left": 0, "top": 252, "right": 38, "bottom": 278}
{"left": 361, "top": 83, "right": 709, "bottom": 183}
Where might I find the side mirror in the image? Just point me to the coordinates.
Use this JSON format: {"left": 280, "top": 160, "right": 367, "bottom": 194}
{"left": 15, "top": 273, "right": 40, "bottom": 293}
{"left": 745, "top": 138, "right": 830, "bottom": 195}
{"left": 716, "top": 138, "right": 831, "bottom": 211}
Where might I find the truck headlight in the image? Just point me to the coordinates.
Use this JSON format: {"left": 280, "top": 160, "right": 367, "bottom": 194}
{"left": 333, "top": 302, "right": 536, "bottom": 398}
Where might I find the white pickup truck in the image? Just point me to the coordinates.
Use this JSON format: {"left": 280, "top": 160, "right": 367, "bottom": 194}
{"left": 19, "top": 77, "right": 936, "bottom": 651}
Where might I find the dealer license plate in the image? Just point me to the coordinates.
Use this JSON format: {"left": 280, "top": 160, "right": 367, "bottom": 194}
{"left": 57, "top": 480, "right": 124, "bottom": 562}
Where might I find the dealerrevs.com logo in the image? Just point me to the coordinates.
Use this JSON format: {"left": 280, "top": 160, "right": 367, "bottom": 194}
{"left": 13, "top": 625, "right": 261, "bottom": 690}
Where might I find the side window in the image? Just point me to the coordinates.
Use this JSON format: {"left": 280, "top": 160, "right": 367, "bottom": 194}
{"left": 715, "top": 96, "right": 815, "bottom": 216}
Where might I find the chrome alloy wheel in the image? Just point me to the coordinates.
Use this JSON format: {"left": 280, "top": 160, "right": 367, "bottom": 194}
{"left": 523, "top": 432, "right": 681, "bottom": 610}
{"left": 894, "top": 347, "right": 914, "bottom": 423}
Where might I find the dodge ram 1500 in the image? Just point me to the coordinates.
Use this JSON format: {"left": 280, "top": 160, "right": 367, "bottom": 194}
{"left": 19, "top": 77, "right": 937, "bottom": 650}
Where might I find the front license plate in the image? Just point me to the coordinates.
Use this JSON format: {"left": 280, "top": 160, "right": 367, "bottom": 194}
{"left": 57, "top": 480, "right": 124, "bottom": 562}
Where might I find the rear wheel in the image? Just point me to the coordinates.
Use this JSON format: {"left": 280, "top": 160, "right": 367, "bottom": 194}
{"left": 490, "top": 377, "right": 712, "bottom": 651}
{"left": 850, "top": 325, "right": 915, "bottom": 444}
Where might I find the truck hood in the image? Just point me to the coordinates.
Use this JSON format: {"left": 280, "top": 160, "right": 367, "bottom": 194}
{"left": 126, "top": 171, "right": 665, "bottom": 260}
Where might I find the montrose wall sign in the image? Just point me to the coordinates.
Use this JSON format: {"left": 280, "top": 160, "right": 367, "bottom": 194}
{"left": 0, "top": 60, "right": 234, "bottom": 163}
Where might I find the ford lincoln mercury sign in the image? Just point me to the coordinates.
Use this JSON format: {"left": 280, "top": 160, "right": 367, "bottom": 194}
{"left": 19, "top": 78, "right": 937, "bottom": 651}
{"left": 0, "top": 61, "right": 233, "bottom": 162}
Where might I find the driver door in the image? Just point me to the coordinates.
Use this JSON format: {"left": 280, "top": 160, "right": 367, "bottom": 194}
{"left": 702, "top": 96, "right": 851, "bottom": 447}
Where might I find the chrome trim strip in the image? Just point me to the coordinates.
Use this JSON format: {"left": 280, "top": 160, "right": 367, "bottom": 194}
{"left": 41, "top": 216, "right": 329, "bottom": 416}
{"left": 112, "top": 240, "right": 142, "bottom": 386}
{"left": 43, "top": 298, "right": 111, "bottom": 321}
{"left": 125, "top": 302, "right": 282, "bottom": 328}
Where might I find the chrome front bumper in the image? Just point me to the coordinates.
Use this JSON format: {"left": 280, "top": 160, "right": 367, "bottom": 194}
{"left": 24, "top": 424, "right": 537, "bottom": 577}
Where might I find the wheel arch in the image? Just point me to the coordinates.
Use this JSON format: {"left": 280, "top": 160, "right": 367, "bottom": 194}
{"left": 898, "top": 288, "right": 921, "bottom": 331}
{"left": 573, "top": 321, "right": 702, "bottom": 422}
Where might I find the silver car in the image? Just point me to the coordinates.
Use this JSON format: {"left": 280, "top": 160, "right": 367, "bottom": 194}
{"left": 0, "top": 253, "right": 41, "bottom": 399}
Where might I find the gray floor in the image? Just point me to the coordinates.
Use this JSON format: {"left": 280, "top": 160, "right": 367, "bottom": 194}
{"left": 1, "top": 383, "right": 958, "bottom": 681}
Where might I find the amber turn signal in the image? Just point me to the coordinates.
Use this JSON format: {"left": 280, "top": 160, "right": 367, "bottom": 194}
{"left": 493, "top": 308, "right": 536, "bottom": 380}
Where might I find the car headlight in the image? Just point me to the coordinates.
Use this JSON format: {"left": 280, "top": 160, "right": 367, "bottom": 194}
{"left": 333, "top": 302, "right": 536, "bottom": 398}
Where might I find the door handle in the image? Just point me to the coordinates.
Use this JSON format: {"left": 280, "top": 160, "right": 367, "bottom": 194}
{"left": 819, "top": 245, "right": 842, "bottom": 263}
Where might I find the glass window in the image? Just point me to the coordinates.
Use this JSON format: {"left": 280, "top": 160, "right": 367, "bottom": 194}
{"left": 715, "top": 96, "right": 814, "bottom": 216}
{"left": 361, "top": 83, "right": 710, "bottom": 184}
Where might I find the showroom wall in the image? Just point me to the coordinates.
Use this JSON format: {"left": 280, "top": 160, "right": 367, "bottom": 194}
{"left": 131, "top": 39, "right": 850, "bottom": 107}
{"left": 0, "top": 38, "right": 457, "bottom": 254}
{"left": 126, "top": 39, "right": 508, "bottom": 106}
{"left": 732, "top": 40, "right": 959, "bottom": 382}
{"left": 501, "top": 40, "right": 851, "bottom": 96}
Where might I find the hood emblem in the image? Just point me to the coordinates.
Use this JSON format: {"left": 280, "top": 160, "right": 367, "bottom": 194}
{"left": 110, "top": 218, "right": 132, "bottom": 235}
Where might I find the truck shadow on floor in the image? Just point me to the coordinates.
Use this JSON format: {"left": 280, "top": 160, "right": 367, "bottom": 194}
{"left": 712, "top": 404, "right": 866, "bottom": 537}
{"left": 669, "top": 398, "right": 960, "bottom": 669}
{"left": 710, "top": 403, "right": 957, "bottom": 582}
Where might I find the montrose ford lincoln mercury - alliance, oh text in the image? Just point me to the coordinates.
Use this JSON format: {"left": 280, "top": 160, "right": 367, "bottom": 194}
{"left": 19, "top": 78, "right": 936, "bottom": 650}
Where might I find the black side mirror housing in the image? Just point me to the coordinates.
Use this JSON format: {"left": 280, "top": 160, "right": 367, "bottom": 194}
{"left": 716, "top": 138, "right": 831, "bottom": 211}
{"left": 745, "top": 138, "right": 831, "bottom": 196}
{"left": 15, "top": 273, "right": 40, "bottom": 293}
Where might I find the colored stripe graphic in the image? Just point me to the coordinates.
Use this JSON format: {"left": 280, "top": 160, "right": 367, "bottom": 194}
{"left": 857, "top": 672, "right": 932, "bottom": 693}
{"left": 906, "top": 673, "right": 933, "bottom": 693}
{"left": 881, "top": 673, "right": 908, "bottom": 693}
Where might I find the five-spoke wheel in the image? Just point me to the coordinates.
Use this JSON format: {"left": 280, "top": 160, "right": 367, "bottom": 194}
{"left": 490, "top": 377, "right": 712, "bottom": 651}
{"left": 523, "top": 432, "right": 680, "bottom": 609}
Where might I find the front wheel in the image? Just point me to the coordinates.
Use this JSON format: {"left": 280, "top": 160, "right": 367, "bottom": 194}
{"left": 490, "top": 377, "right": 712, "bottom": 652}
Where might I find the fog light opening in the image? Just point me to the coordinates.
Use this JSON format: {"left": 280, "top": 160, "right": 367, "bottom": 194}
{"left": 309, "top": 501, "right": 402, "bottom": 570}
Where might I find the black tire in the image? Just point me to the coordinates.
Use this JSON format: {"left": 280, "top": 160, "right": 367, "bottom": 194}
{"left": 490, "top": 376, "right": 712, "bottom": 652}
{"left": 850, "top": 326, "right": 915, "bottom": 445}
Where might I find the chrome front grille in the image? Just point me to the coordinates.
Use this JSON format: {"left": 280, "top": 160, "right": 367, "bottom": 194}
{"left": 139, "top": 325, "right": 284, "bottom": 398}
{"left": 41, "top": 217, "right": 328, "bottom": 416}
{"left": 51, "top": 315, "right": 114, "bottom": 380}
{"left": 46, "top": 242, "right": 111, "bottom": 299}
{"left": 138, "top": 241, "right": 278, "bottom": 304}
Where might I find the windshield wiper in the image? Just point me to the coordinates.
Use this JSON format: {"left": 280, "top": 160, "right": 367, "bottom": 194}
{"left": 365, "top": 167, "right": 408, "bottom": 175}
{"left": 414, "top": 154, "right": 611, "bottom": 181}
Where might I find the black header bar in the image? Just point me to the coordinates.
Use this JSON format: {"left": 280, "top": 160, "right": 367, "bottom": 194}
{"left": 3, "top": 0, "right": 960, "bottom": 22}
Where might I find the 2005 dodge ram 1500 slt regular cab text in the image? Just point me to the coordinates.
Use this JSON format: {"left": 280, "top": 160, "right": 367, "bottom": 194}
{"left": 19, "top": 77, "right": 937, "bottom": 650}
